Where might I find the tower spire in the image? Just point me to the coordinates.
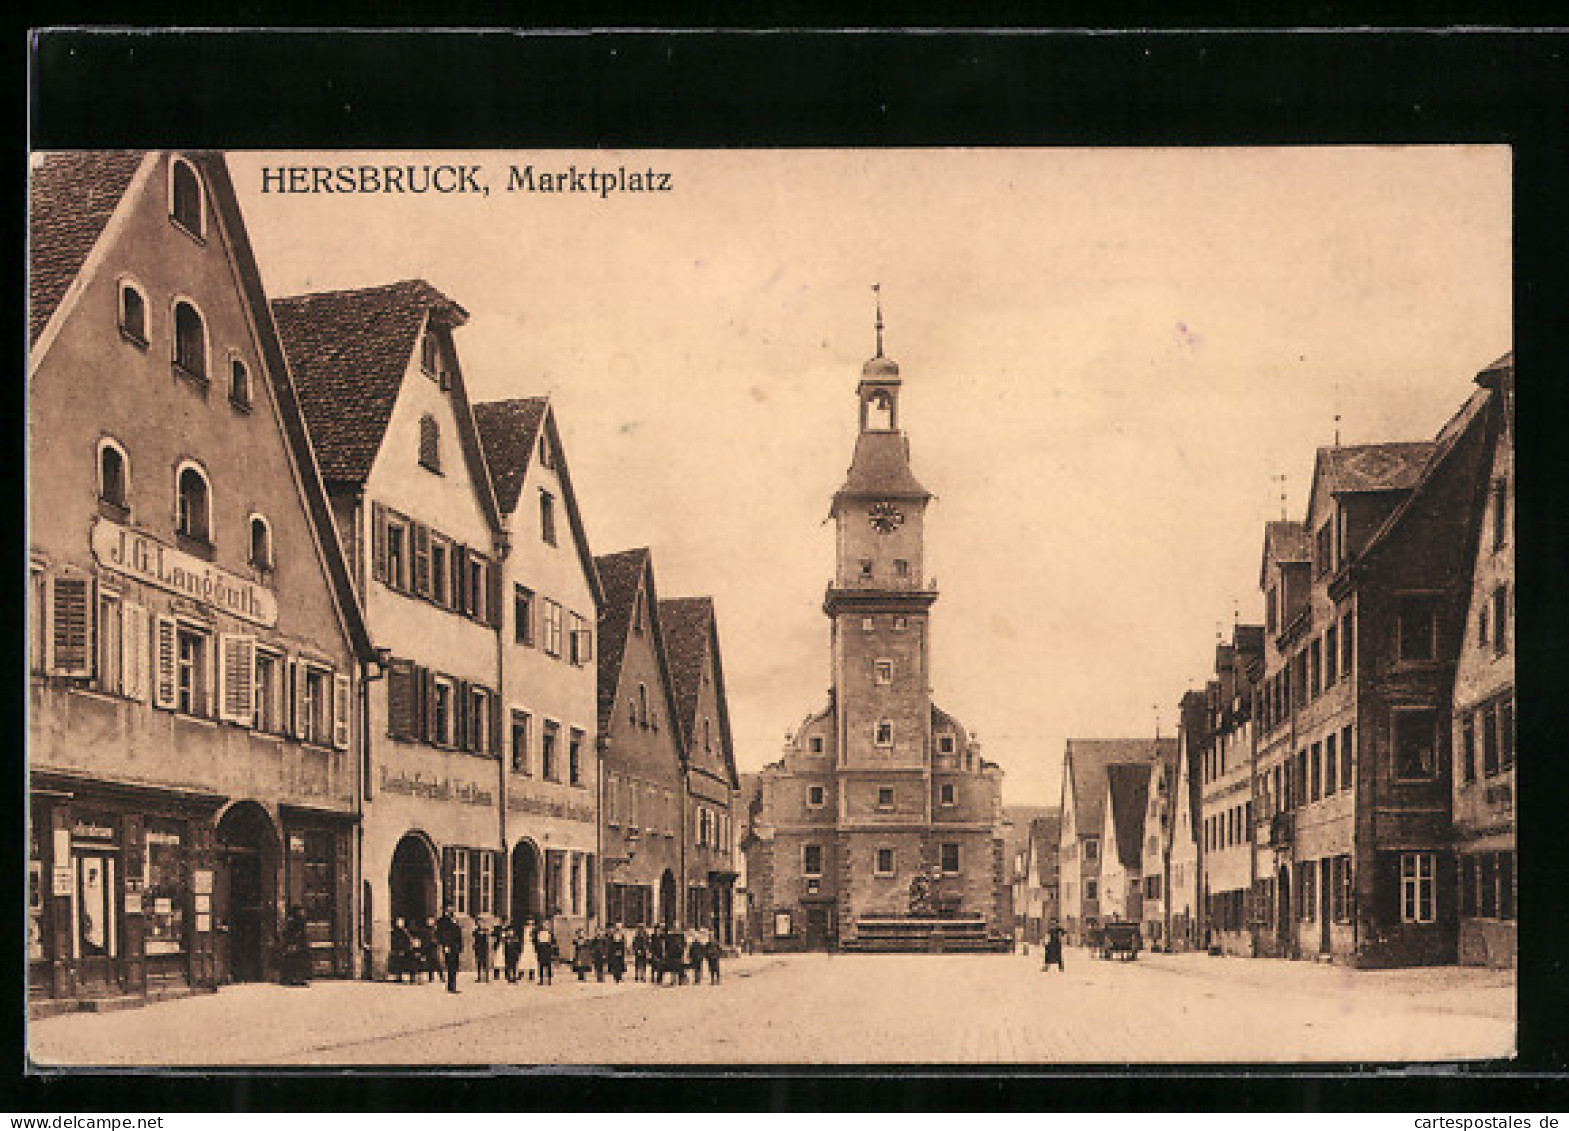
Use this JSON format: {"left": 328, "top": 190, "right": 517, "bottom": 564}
{"left": 872, "top": 282, "right": 884, "bottom": 358}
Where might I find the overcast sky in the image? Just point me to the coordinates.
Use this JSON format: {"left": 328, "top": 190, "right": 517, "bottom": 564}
{"left": 230, "top": 148, "right": 1510, "bottom": 810}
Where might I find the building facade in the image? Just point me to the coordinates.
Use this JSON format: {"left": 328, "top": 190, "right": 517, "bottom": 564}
{"left": 661, "top": 597, "right": 740, "bottom": 944}
{"left": 1015, "top": 813, "right": 1061, "bottom": 947}
{"left": 745, "top": 336, "right": 1009, "bottom": 952}
{"left": 596, "top": 549, "right": 687, "bottom": 928}
{"left": 1450, "top": 354, "right": 1515, "bottom": 968}
{"left": 1098, "top": 764, "right": 1151, "bottom": 927}
{"left": 274, "top": 279, "right": 511, "bottom": 976}
{"left": 1197, "top": 630, "right": 1263, "bottom": 956}
{"left": 29, "top": 152, "right": 372, "bottom": 1008}
{"left": 475, "top": 398, "right": 603, "bottom": 937}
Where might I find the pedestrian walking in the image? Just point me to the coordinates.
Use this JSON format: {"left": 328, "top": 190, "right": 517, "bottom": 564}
{"left": 1043, "top": 922, "right": 1066, "bottom": 973}
{"left": 416, "top": 918, "right": 439, "bottom": 983}
{"left": 570, "top": 929, "right": 592, "bottom": 981}
{"left": 669, "top": 928, "right": 689, "bottom": 986}
{"left": 490, "top": 920, "right": 506, "bottom": 981}
{"left": 705, "top": 932, "right": 722, "bottom": 985}
{"left": 607, "top": 925, "right": 627, "bottom": 983}
{"left": 472, "top": 916, "right": 492, "bottom": 983}
{"left": 687, "top": 930, "right": 704, "bottom": 987}
{"left": 632, "top": 925, "right": 649, "bottom": 982}
{"left": 532, "top": 919, "right": 556, "bottom": 985}
{"left": 591, "top": 929, "right": 607, "bottom": 982}
{"left": 390, "top": 918, "right": 414, "bottom": 984}
{"left": 503, "top": 919, "right": 523, "bottom": 983}
{"left": 436, "top": 906, "right": 464, "bottom": 993}
{"left": 281, "top": 905, "right": 310, "bottom": 987}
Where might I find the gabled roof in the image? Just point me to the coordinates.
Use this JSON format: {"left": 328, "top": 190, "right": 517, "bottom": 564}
{"left": 29, "top": 151, "right": 146, "bottom": 347}
{"left": 30, "top": 151, "right": 373, "bottom": 664}
{"left": 1357, "top": 385, "right": 1494, "bottom": 568}
{"left": 1027, "top": 813, "right": 1062, "bottom": 881}
{"left": 659, "top": 596, "right": 739, "bottom": 790}
{"left": 1062, "top": 738, "right": 1170, "bottom": 843}
{"left": 272, "top": 279, "right": 472, "bottom": 484}
{"left": 594, "top": 548, "right": 682, "bottom": 747}
{"left": 1105, "top": 763, "right": 1152, "bottom": 870}
{"left": 1304, "top": 440, "right": 1438, "bottom": 532}
{"left": 474, "top": 397, "right": 603, "bottom": 609}
{"left": 1258, "top": 520, "right": 1309, "bottom": 589}
{"left": 833, "top": 430, "right": 930, "bottom": 506}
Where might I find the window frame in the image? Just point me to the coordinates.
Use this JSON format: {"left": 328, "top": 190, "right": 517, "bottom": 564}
{"left": 874, "top": 719, "right": 893, "bottom": 747}
{"left": 228, "top": 354, "right": 252, "bottom": 411}
{"left": 170, "top": 298, "right": 209, "bottom": 385}
{"left": 418, "top": 413, "right": 442, "bottom": 473}
{"left": 97, "top": 437, "right": 130, "bottom": 512}
{"left": 247, "top": 513, "right": 273, "bottom": 572}
{"left": 802, "top": 844, "right": 823, "bottom": 878}
{"left": 539, "top": 489, "right": 557, "bottom": 546}
{"left": 939, "top": 782, "right": 956, "bottom": 807}
{"left": 806, "top": 784, "right": 825, "bottom": 808}
{"left": 875, "top": 847, "right": 895, "bottom": 876}
{"left": 510, "top": 707, "right": 532, "bottom": 775}
{"left": 117, "top": 278, "right": 149, "bottom": 346}
{"left": 168, "top": 156, "right": 206, "bottom": 239}
{"left": 874, "top": 658, "right": 893, "bottom": 685}
{"left": 174, "top": 459, "right": 212, "bottom": 546}
{"left": 1399, "top": 851, "right": 1436, "bottom": 924}
{"left": 513, "top": 583, "right": 535, "bottom": 646}
{"left": 1391, "top": 707, "right": 1440, "bottom": 782}
{"left": 541, "top": 719, "right": 561, "bottom": 782}
{"left": 876, "top": 786, "right": 895, "bottom": 810}
{"left": 940, "top": 842, "right": 961, "bottom": 874}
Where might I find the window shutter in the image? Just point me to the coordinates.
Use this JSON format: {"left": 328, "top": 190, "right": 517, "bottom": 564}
{"left": 292, "top": 658, "right": 308, "bottom": 740}
{"left": 420, "top": 667, "right": 436, "bottom": 744}
{"left": 456, "top": 679, "right": 472, "bottom": 750}
{"left": 122, "top": 602, "right": 148, "bottom": 702}
{"left": 219, "top": 634, "right": 257, "bottom": 724}
{"left": 152, "top": 615, "right": 178, "bottom": 709}
{"left": 332, "top": 672, "right": 351, "bottom": 750}
{"left": 371, "top": 502, "right": 388, "bottom": 583}
{"left": 579, "top": 625, "right": 593, "bottom": 662}
{"left": 413, "top": 523, "right": 432, "bottom": 598}
{"left": 468, "top": 850, "right": 482, "bottom": 914}
{"left": 386, "top": 660, "right": 415, "bottom": 740}
{"left": 441, "top": 846, "right": 456, "bottom": 912}
{"left": 490, "top": 690, "right": 502, "bottom": 755}
{"left": 50, "top": 575, "right": 94, "bottom": 677}
{"left": 487, "top": 562, "right": 503, "bottom": 629}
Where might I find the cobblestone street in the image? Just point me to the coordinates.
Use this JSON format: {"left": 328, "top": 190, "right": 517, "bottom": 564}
{"left": 30, "top": 949, "right": 1515, "bottom": 1067}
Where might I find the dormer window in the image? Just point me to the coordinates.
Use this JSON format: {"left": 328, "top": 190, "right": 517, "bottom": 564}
{"left": 118, "top": 281, "right": 147, "bottom": 345}
{"left": 419, "top": 414, "right": 441, "bottom": 472}
{"left": 169, "top": 157, "right": 204, "bottom": 239}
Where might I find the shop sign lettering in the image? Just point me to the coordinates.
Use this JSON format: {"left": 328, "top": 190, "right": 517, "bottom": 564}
{"left": 92, "top": 518, "right": 278, "bottom": 627}
{"left": 506, "top": 793, "right": 595, "bottom": 824}
{"left": 72, "top": 821, "right": 116, "bottom": 841}
{"left": 380, "top": 767, "right": 494, "bottom": 807}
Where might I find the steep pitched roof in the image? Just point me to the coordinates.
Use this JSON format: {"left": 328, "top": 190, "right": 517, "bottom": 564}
{"left": 1063, "top": 738, "right": 1170, "bottom": 843}
{"left": 271, "top": 279, "right": 468, "bottom": 487}
{"left": 1319, "top": 441, "right": 1437, "bottom": 496}
{"left": 29, "top": 151, "right": 146, "bottom": 346}
{"left": 1259, "top": 520, "right": 1309, "bottom": 588}
{"left": 473, "top": 397, "right": 548, "bottom": 513}
{"left": 594, "top": 549, "right": 683, "bottom": 748}
{"left": 659, "top": 596, "right": 739, "bottom": 791}
{"left": 833, "top": 430, "right": 930, "bottom": 505}
{"left": 1027, "top": 812, "right": 1062, "bottom": 881}
{"left": 1105, "top": 763, "right": 1152, "bottom": 870}
{"left": 474, "top": 397, "right": 604, "bottom": 609}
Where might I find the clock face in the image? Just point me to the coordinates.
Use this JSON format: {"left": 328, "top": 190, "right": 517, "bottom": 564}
{"left": 868, "top": 501, "right": 905, "bottom": 534}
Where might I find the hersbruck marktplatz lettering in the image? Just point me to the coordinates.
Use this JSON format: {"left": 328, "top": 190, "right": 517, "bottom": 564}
{"left": 507, "top": 165, "right": 672, "bottom": 196}
{"left": 261, "top": 164, "right": 487, "bottom": 194}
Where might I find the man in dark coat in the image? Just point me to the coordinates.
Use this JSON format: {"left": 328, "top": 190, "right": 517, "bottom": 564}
{"left": 591, "top": 929, "right": 607, "bottom": 982}
{"left": 503, "top": 919, "right": 523, "bottom": 983}
{"left": 705, "top": 933, "right": 722, "bottom": 985}
{"left": 281, "top": 905, "right": 310, "bottom": 987}
{"left": 435, "top": 907, "right": 464, "bottom": 993}
{"left": 668, "top": 928, "right": 689, "bottom": 986}
{"left": 532, "top": 918, "right": 556, "bottom": 985}
{"left": 1043, "top": 921, "right": 1066, "bottom": 973}
{"left": 472, "top": 916, "right": 492, "bottom": 983}
{"left": 607, "top": 925, "right": 628, "bottom": 983}
{"left": 632, "top": 926, "right": 650, "bottom": 982}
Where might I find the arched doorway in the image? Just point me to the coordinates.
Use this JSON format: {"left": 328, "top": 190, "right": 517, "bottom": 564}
{"left": 389, "top": 833, "right": 438, "bottom": 930}
{"left": 216, "top": 801, "right": 281, "bottom": 984}
{"left": 510, "top": 839, "right": 542, "bottom": 925}
{"left": 659, "top": 870, "right": 677, "bottom": 928}
{"left": 1276, "top": 865, "right": 1292, "bottom": 956}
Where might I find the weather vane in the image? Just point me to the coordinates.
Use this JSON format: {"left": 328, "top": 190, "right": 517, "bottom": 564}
{"left": 872, "top": 282, "right": 884, "bottom": 358}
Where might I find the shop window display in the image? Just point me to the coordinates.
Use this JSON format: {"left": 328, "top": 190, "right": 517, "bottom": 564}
{"left": 144, "top": 823, "right": 186, "bottom": 955}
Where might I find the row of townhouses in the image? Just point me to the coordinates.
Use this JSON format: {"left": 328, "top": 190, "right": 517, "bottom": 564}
{"left": 28, "top": 150, "right": 740, "bottom": 1011}
{"left": 1027, "top": 354, "right": 1514, "bottom": 967}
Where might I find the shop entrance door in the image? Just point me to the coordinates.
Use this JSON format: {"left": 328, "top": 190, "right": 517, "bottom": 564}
{"left": 1276, "top": 865, "right": 1292, "bottom": 957}
{"left": 224, "top": 847, "right": 265, "bottom": 982}
{"left": 659, "top": 870, "right": 677, "bottom": 927}
{"left": 509, "top": 840, "right": 541, "bottom": 925}
{"left": 389, "top": 834, "right": 438, "bottom": 928}
{"left": 805, "top": 905, "right": 834, "bottom": 950}
{"left": 74, "top": 852, "right": 118, "bottom": 992}
{"left": 217, "top": 802, "right": 280, "bottom": 984}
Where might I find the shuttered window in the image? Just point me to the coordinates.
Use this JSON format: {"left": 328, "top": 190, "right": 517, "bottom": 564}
{"left": 333, "top": 673, "right": 351, "bottom": 750}
{"left": 386, "top": 660, "right": 418, "bottom": 740}
{"left": 217, "top": 634, "right": 257, "bottom": 724}
{"left": 51, "top": 575, "right": 94, "bottom": 677}
{"left": 153, "top": 615, "right": 178, "bottom": 709}
{"left": 412, "top": 523, "right": 432, "bottom": 597}
{"left": 97, "top": 591, "right": 123, "bottom": 694}
{"left": 121, "top": 602, "right": 148, "bottom": 701}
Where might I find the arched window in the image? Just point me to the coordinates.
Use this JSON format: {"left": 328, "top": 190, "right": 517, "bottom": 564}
{"left": 172, "top": 300, "right": 207, "bottom": 380}
{"left": 249, "top": 515, "right": 273, "bottom": 571}
{"left": 170, "top": 158, "right": 203, "bottom": 237}
{"left": 118, "top": 281, "right": 147, "bottom": 344}
{"left": 98, "top": 439, "right": 129, "bottom": 509}
{"left": 176, "top": 463, "right": 211, "bottom": 543}
{"left": 867, "top": 389, "right": 895, "bottom": 430}
{"left": 230, "top": 357, "right": 251, "bottom": 408}
{"left": 418, "top": 414, "right": 441, "bottom": 471}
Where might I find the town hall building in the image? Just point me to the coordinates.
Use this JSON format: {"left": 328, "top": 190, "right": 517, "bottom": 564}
{"left": 744, "top": 316, "right": 1010, "bottom": 952}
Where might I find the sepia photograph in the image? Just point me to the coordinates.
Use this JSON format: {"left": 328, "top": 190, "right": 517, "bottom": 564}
{"left": 26, "top": 143, "right": 1515, "bottom": 1068}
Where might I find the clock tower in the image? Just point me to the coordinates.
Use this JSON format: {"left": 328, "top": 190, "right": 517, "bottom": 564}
{"left": 743, "top": 295, "right": 1008, "bottom": 953}
{"left": 825, "top": 333, "right": 938, "bottom": 774}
